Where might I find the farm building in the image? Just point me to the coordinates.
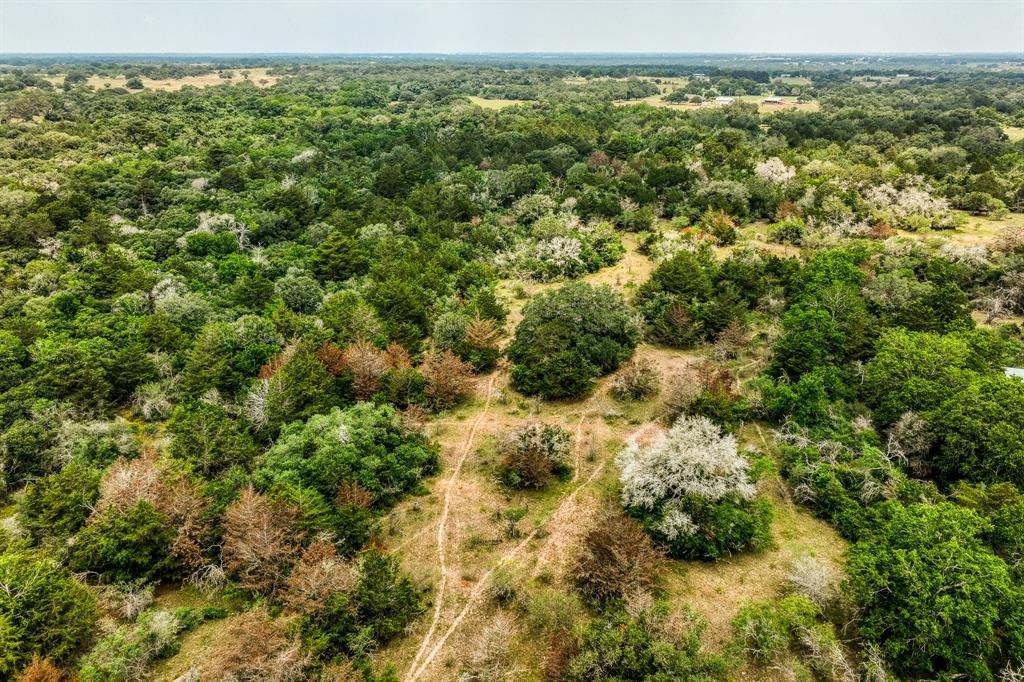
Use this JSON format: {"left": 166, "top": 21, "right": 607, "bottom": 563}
{"left": 762, "top": 97, "right": 785, "bottom": 104}
{"left": 714, "top": 96, "right": 735, "bottom": 105}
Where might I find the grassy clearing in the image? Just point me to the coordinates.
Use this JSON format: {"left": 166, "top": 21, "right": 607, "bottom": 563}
{"left": 664, "top": 423, "right": 847, "bottom": 649}
{"left": 44, "top": 68, "right": 278, "bottom": 92}
{"left": 152, "top": 232, "right": 840, "bottom": 681}
{"left": 774, "top": 76, "right": 812, "bottom": 86}
{"left": 898, "top": 211, "right": 1024, "bottom": 248}
{"left": 1004, "top": 126, "right": 1024, "bottom": 143}
{"left": 613, "top": 94, "right": 820, "bottom": 112}
{"left": 467, "top": 96, "right": 534, "bottom": 109}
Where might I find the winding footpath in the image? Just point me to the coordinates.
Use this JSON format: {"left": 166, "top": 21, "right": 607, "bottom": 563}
{"left": 405, "top": 373, "right": 497, "bottom": 679}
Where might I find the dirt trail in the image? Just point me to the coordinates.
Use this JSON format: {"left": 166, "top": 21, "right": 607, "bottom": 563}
{"left": 406, "top": 420, "right": 662, "bottom": 681}
{"left": 529, "top": 420, "right": 662, "bottom": 579}
{"left": 405, "top": 373, "right": 497, "bottom": 678}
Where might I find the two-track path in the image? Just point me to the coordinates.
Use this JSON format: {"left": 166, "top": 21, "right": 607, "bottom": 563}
{"left": 405, "top": 373, "right": 498, "bottom": 678}
{"left": 404, "top": 412, "right": 662, "bottom": 682}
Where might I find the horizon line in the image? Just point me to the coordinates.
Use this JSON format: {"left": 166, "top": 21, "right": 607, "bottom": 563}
{"left": 1, "top": 51, "right": 1022, "bottom": 57}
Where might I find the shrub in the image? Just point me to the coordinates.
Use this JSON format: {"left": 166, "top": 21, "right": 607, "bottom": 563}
{"left": 662, "top": 369, "right": 700, "bottom": 423}
{"left": 420, "top": 349, "right": 474, "bottom": 410}
{"left": 696, "top": 208, "right": 737, "bottom": 245}
{"left": 460, "top": 613, "right": 517, "bottom": 682}
{"left": 785, "top": 556, "right": 838, "bottom": 612}
{"left": 69, "top": 501, "right": 177, "bottom": 583}
{"left": 733, "top": 594, "right": 854, "bottom": 679}
{"left": 498, "top": 422, "right": 572, "bottom": 489}
{"left": 610, "top": 358, "right": 660, "bottom": 401}
{"left": 221, "top": 487, "right": 305, "bottom": 595}
{"left": 571, "top": 506, "right": 663, "bottom": 604}
{"left": 733, "top": 594, "right": 818, "bottom": 662}
{"left": 19, "top": 460, "right": 100, "bottom": 540}
{"left": 618, "top": 415, "right": 772, "bottom": 559}
{"left": 0, "top": 550, "right": 97, "bottom": 675}
{"left": 202, "top": 609, "right": 306, "bottom": 681}
{"left": 15, "top": 657, "right": 67, "bottom": 682}
{"left": 508, "top": 283, "right": 639, "bottom": 399}
{"left": 523, "top": 588, "right": 584, "bottom": 636}
{"left": 767, "top": 217, "right": 805, "bottom": 244}
{"left": 562, "top": 604, "right": 726, "bottom": 681}
{"left": 78, "top": 610, "right": 184, "bottom": 682}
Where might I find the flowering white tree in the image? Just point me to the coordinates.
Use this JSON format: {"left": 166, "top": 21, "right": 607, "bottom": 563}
{"left": 863, "top": 183, "right": 961, "bottom": 231}
{"left": 618, "top": 414, "right": 756, "bottom": 510}
{"left": 754, "top": 157, "right": 796, "bottom": 184}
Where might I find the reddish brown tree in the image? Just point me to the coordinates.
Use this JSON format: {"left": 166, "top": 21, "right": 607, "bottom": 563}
{"left": 316, "top": 341, "right": 347, "bottom": 377}
{"left": 342, "top": 340, "right": 388, "bottom": 400}
{"left": 335, "top": 481, "right": 373, "bottom": 510}
{"left": 281, "top": 540, "right": 355, "bottom": 616}
{"left": 203, "top": 609, "right": 306, "bottom": 681}
{"left": 571, "top": 506, "right": 664, "bottom": 604}
{"left": 222, "top": 487, "right": 305, "bottom": 595}
{"left": 383, "top": 342, "right": 412, "bottom": 369}
{"left": 15, "top": 658, "right": 66, "bottom": 682}
{"left": 420, "top": 350, "right": 474, "bottom": 410}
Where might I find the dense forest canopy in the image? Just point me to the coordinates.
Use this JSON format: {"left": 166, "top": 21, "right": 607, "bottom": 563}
{"left": 1, "top": 54, "right": 1024, "bottom": 681}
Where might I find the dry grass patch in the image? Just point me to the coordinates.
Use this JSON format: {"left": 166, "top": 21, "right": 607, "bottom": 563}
{"left": 613, "top": 94, "right": 820, "bottom": 112}
{"left": 1004, "top": 126, "right": 1024, "bottom": 143}
{"left": 43, "top": 68, "right": 279, "bottom": 92}
{"left": 467, "top": 96, "right": 533, "bottom": 110}
{"left": 661, "top": 424, "right": 846, "bottom": 649}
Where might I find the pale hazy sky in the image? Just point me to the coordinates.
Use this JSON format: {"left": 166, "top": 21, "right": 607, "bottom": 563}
{"left": 0, "top": 0, "right": 1021, "bottom": 55}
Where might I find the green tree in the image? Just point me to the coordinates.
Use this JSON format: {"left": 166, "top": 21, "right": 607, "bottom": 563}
{"left": 508, "top": 283, "right": 639, "bottom": 399}
{"left": 929, "top": 374, "right": 1024, "bottom": 487}
{"left": 167, "top": 402, "right": 258, "bottom": 475}
{"left": 68, "top": 501, "right": 176, "bottom": 583}
{"left": 847, "top": 502, "right": 1021, "bottom": 680}
{"left": 19, "top": 461, "right": 100, "bottom": 540}
{"left": 0, "top": 550, "right": 97, "bottom": 674}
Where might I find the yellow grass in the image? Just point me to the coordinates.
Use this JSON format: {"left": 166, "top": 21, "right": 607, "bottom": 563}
{"left": 1004, "top": 126, "right": 1024, "bottom": 143}
{"left": 613, "top": 94, "right": 820, "bottom": 113}
{"left": 467, "top": 95, "right": 533, "bottom": 109}
{"left": 44, "top": 68, "right": 278, "bottom": 92}
{"left": 774, "top": 76, "right": 812, "bottom": 86}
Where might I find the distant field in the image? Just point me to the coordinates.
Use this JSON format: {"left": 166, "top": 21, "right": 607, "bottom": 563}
{"left": 614, "top": 93, "right": 820, "bottom": 112}
{"left": 467, "top": 95, "right": 533, "bottom": 109}
{"left": 1004, "top": 126, "right": 1024, "bottom": 142}
{"left": 774, "top": 76, "right": 812, "bottom": 85}
{"left": 44, "top": 68, "right": 278, "bottom": 91}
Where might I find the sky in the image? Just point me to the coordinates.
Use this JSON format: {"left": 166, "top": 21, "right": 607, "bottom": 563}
{"left": 0, "top": 0, "right": 1022, "bottom": 55}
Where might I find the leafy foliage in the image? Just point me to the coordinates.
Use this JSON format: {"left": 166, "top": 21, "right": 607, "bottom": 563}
{"left": 508, "top": 283, "right": 639, "bottom": 398}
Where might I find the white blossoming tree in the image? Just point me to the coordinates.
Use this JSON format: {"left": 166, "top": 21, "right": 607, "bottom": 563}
{"left": 617, "top": 415, "right": 771, "bottom": 560}
{"left": 755, "top": 157, "right": 796, "bottom": 184}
